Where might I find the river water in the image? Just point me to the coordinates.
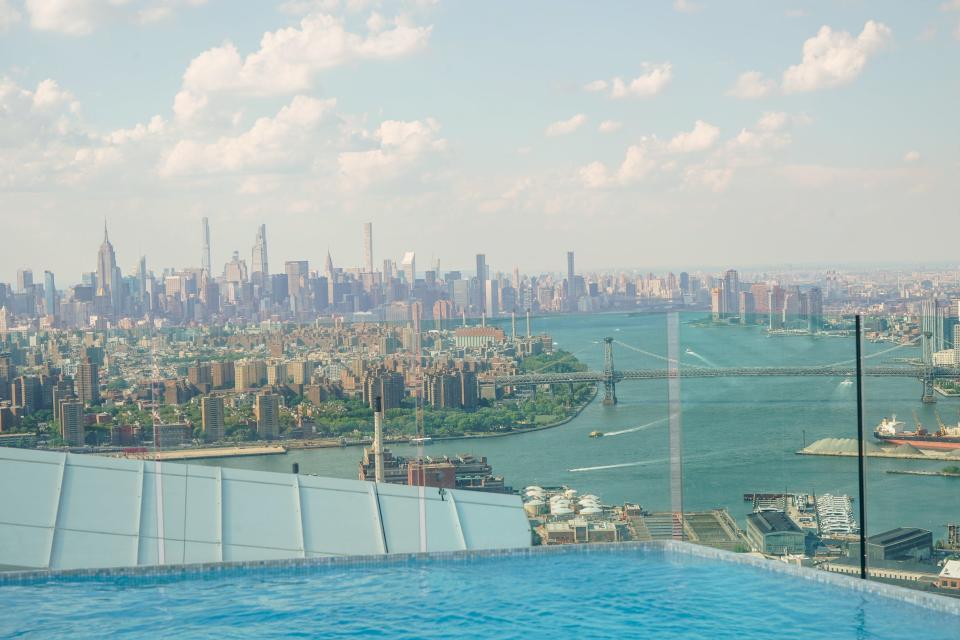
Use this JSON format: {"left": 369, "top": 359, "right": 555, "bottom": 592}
{"left": 196, "top": 313, "right": 960, "bottom": 538}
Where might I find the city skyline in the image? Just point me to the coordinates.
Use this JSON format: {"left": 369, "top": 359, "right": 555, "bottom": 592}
{"left": 7, "top": 217, "right": 960, "bottom": 288}
{"left": 1, "top": 2, "right": 959, "bottom": 276}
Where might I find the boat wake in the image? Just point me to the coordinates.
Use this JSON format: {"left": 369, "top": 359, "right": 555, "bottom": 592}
{"left": 601, "top": 417, "right": 668, "bottom": 437}
{"left": 569, "top": 460, "right": 661, "bottom": 472}
{"left": 569, "top": 448, "right": 762, "bottom": 473}
{"left": 684, "top": 348, "right": 717, "bottom": 368}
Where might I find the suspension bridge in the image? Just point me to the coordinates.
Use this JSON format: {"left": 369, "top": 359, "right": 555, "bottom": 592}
{"left": 492, "top": 336, "right": 960, "bottom": 405}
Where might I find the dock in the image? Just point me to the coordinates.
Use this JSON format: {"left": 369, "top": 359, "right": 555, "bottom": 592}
{"left": 117, "top": 445, "right": 287, "bottom": 461}
{"left": 798, "top": 437, "right": 960, "bottom": 461}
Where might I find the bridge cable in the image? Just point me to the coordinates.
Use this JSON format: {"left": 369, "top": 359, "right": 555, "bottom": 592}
{"left": 611, "top": 339, "right": 675, "bottom": 365}
{"left": 818, "top": 334, "right": 922, "bottom": 368}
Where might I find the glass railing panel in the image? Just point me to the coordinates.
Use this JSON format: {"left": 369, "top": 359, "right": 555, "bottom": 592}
{"left": 862, "top": 312, "right": 960, "bottom": 593}
{"left": 678, "top": 309, "right": 860, "bottom": 561}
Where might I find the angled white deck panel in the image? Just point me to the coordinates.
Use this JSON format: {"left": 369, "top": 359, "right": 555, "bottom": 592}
{"left": 0, "top": 448, "right": 531, "bottom": 571}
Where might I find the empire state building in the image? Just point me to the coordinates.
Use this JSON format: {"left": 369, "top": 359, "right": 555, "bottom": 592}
{"left": 96, "top": 223, "right": 117, "bottom": 297}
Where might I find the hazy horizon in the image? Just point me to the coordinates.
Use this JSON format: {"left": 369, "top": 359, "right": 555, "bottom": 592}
{"left": 1, "top": 1, "right": 958, "bottom": 280}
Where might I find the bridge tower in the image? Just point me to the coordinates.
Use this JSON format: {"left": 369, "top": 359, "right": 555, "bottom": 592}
{"left": 921, "top": 330, "right": 937, "bottom": 403}
{"left": 602, "top": 337, "right": 618, "bottom": 405}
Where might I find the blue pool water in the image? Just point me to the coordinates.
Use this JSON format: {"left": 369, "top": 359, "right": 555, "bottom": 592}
{"left": 1, "top": 547, "right": 958, "bottom": 639}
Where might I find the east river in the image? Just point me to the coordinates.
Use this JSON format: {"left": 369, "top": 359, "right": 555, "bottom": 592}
{"left": 196, "top": 313, "right": 960, "bottom": 538}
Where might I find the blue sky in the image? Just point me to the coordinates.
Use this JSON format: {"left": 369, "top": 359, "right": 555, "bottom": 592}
{"left": 1, "top": 0, "right": 958, "bottom": 282}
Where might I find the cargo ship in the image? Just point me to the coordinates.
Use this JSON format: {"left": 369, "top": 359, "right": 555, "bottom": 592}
{"left": 873, "top": 413, "right": 960, "bottom": 450}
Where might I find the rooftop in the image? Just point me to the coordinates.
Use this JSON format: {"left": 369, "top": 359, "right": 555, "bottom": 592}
{"left": 868, "top": 528, "right": 932, "bottom": 546}
{"left": 746, "top": 511, "right": 802, "bottom": 534}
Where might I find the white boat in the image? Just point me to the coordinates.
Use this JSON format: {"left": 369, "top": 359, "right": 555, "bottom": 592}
{"left": 410, "top": 436, "right": 433, "bottom": 446}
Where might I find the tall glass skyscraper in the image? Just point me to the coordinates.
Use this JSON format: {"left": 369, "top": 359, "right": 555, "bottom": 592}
{"left": 43, "top": 271, "right": 56, "bottom": 318}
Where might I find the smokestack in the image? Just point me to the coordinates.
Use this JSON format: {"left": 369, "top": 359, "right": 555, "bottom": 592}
{"left": 462, "top": 310, "right": 467, "bottom": 327}
{"left": 374, "top": 396, "right": 384, "bottom": 483}
{"left": 511, "top": 311, "right": 516, "bottom": 341}
{"left": 526, "top": 309, "right": 531, "bottom": 337}
{"left": 481, "top": 311, "right": 486, "bottom": 328}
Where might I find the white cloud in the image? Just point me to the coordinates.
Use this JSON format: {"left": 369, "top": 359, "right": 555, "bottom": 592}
{"left": 673, "top": 0, "right": 701, "bottom": 14}
{"left": 24, "top": 0, "right": 208, "bottom": 35}
{"left": 685, "top": 165, "right": 733, "bottom": 192}
{"left": 942, "top": 0, "right": 960, "bottom": 11}
{"left": 782, "top": 20, "right": 892, "bottom": 93}
{"left": 175, "top": 12, "right": 430, "bottom": 116}
{"left": 545, "top": 114, "right": 586, "bottom": 137}
{"left": 729, "top": 111, "right": 810, "bottom": 151}
{"left": 25, "top": 0, "right": 100, "bottom": 35}
{"left": 0, "top": 77, "right": 82, "bottom": 143}
{"left": 726, "top": 71, "right": 775, "bottom": 99}
{"left": 106, "top": 115, "right": 167, "bottom": 145}
{"left": 0, "top": 0, "right": 21, "bottom": 30}
{"left": 138, "top": 6, "right": 173, "bottom": 24}
{"left": 598, "top": 120, "right": 622, "bottom": 134}
{"left": 338, "top": 117, "right": 446, "bottom": 189}
{"left": 280, "top": 0, "right": 341, "bottom": 15}
{"left": 366, "top": 11, "right": 386, "bottom": 32}
{"left": 0, "top": 76, "right": 128, "bottom": 187}
{"left": 785, "top": 8, "right": 807, "bottom": 18}
{"left": 587, "top": 63, "right": 673, "bottom": 99}
{"left": 904, "top": 150, "right": 921, "bottom": 163}
{"left": 31, "top": 79, "right": 80, "bottom": 112}
{"left": 160, "top": 95, "right": 337, "bottom": 177}
{"left": 611, "top": 63, "right": 673, "bottom": 98}
{"left": 667, "top": 120, "right": 720, "bottom": 153}
{"left": 579, "top": 143, "right": 656, "bottom": 188}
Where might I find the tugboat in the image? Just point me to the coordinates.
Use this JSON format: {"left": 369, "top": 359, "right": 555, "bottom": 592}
{"left": 589, "top": 431, "right": 604, "bottom": 438}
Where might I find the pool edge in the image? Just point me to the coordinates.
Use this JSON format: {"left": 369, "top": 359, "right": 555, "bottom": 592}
{"left": 2, "top": 540, "right": 959, "bottom": 617}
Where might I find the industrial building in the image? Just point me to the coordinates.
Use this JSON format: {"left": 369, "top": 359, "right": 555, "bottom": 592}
{"left": 745, "top": 511, "right": 805, "bottom": 555}
{"left": 850, "top": 528, "right": 933, "bottom": 562}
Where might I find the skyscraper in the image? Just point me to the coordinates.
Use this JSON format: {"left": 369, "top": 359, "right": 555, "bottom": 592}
{"left": 201, "top": 395, "right": 225, "bottom": 442}
{"left": 60, "top": 400, "right": 85, "bottom": 447}
{"left": 255, "top": 393, "right": 280, "bottom": 439}
{"left": 325, "top": 250, "right": 334, "bottom": 280}
{"left": 16, "top": 269, "right": 33, "bottom": 293}
{"left": 96, "top": 223, "right": 117, "bottom": 298}
{"left": 362, "top": 222, "right": 373, "bottom": 273}
{"left": 76, "top": 359, "right": 100, "bottom": 406}
{"left": 566, "top": 251, "right": 577, "bottom": 308}
{"left": 201, "top": 217, "right": 212, "bottom": 275}
{"left": 806, "top": 287, "right": 823, "bottom": 333}
{"left": 485, "top": 279, "right": 500, "bottom": 318}
{"left": 137, "top": 256, "right": 147, "bottom": 305}
{"left": 43, "top": 271, "right": 56, "bottom": 318}
{"left": 285, "top": 260, "right": 309, "bottom": 311}
{"left": 251, "top": 224, "right": 269, "bottom": 291}
{"left": 475, "top": 254, "right": 486, "bottom": 313}
{"left": 401, "top": 251, "right": 416, "bottom": 285}
{"left": 723, "top": 269, "right": 740, "bottom": 318}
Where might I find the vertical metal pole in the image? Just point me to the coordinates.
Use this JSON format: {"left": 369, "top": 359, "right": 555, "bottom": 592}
{"left": 374, "top": 396, "right": 384, "bottom": 483}
{"left": 855, "top": 315, "right": 867, "bottom": 580}
{"left": 667, "top": 312, "right": 684, "bottom": 541}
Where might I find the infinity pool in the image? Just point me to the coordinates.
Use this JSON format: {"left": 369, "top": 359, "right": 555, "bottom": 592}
{"left": 1, "top": 545, "right": 957, "bottom": 639}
